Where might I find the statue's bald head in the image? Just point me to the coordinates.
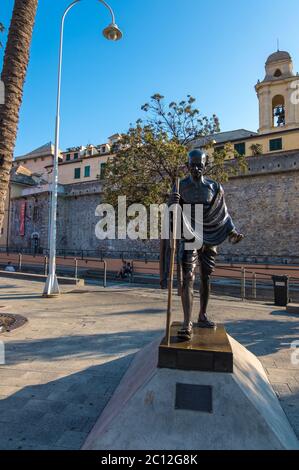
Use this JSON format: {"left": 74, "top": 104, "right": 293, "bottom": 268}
{"left": 188, "top": 149, "right": 207, "bottom": 180}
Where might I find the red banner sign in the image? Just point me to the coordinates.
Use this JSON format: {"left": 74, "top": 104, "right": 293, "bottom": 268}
{"left": 19, "top": 201, "right": 26, "bottom": 237}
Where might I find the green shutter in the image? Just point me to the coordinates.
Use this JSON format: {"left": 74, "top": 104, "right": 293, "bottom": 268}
{"left": 100, "top": 163, "right": 107, "bottom": 179}
{"left": 84, "top": 166, "right": 90, "bottom": 178}
{"left": 269, "top": 138, "right": 282, "bottom": 152}
{"left": 234, "top": 142, "right": 246, "bottom": 156}
{"left": 74, "top": 168, "right": 81, "bottom": 179}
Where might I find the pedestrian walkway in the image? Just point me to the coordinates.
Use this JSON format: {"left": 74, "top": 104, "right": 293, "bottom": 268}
{"left": 0, "top": 278, "right": 298, "bottom": 449}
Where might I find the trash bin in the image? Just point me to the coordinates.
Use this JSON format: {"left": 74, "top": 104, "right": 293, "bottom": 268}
{"left": 272, "top": 275, "right": 289, "bottom": 307}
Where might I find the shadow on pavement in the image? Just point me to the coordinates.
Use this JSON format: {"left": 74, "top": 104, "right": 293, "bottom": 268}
{"left": 224, "top": 317, "right": 299, "bottom": 357}
{"left": 0, "top": 354, "right": 135, "bottom": 450}
{"left": 2, "top": 329, "right": 163, "bottom": 365}
{"left": 0, "top": 294, "right": 43, "bottom": 300}
{"left": 270, "top": 309, "right": 299, "bottom": 318}
{"left": 102, "top": 308, "right": 165, "bottom": 316}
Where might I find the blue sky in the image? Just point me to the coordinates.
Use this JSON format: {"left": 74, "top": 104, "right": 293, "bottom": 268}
{"left": 1, "top": 0, "right": 299, "bottom": 156}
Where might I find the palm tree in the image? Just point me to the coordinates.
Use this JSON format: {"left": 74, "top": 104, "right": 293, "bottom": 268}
{"left": 0, "top": 23, "right": 5, "bottom": 48}
{"left": 0, "top": 0, "right": 39, "bottom": 231}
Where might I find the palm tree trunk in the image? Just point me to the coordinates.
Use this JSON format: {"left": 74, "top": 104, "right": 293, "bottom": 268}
{"left": 0, "top": 0, "right": 38, "bottom": 231}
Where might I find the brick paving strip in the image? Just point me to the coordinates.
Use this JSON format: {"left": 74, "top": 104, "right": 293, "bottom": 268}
{"left": 0, "top": 278, "right": 298, "bottom": 449}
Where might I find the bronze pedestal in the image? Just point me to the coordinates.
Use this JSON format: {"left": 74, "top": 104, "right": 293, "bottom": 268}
{"left": 158, "top": 322, "right": 233, "bottom": 373}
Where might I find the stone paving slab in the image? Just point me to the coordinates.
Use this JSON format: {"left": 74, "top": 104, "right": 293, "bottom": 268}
{"left": 0, "top": 277, "right": 298, "bottom": 449}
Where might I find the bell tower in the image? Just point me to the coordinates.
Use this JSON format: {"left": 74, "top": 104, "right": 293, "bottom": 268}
{"left": 255, "top": 50, "right": 299, "bottom": 134}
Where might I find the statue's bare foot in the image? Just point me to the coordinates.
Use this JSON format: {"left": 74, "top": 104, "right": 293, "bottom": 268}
{"left": 177, "top": 327, "right": 193, "bottom": 341}
{"left": 197, "top": 314, "right": 216, "bottom": 329}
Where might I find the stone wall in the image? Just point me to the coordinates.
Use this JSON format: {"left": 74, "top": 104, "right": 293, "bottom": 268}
{"left": 221, "top": 150, "right": 299, "bottom": 262}
{"left": 9, "top": 192, "right": 50, "bottom": 252}
{"left": 56, "top": 181, "right": 159, "bottom": 256}
{"left": 9, "top": 180, "right": 158, "bottom": 257}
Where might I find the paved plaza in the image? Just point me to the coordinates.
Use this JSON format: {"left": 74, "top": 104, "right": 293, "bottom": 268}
{"left": 0, "top": 277, "right": 298, "bottom": 449}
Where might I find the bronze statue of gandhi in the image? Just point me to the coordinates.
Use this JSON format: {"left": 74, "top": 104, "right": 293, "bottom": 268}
{"left": 160, "top": 149, "right": 244, "bottom": 341}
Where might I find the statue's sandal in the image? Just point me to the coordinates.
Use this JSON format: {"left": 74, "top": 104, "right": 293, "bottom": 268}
{"left": 197, "top": 319, "right": 216, "bottom": 329}
{"left": 177, "top": 328, "right": 193, "bottom": 341}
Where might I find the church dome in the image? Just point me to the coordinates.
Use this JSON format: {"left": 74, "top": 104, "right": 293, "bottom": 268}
{"left": 266, "top": 51, "right": 292, "bottom": 64}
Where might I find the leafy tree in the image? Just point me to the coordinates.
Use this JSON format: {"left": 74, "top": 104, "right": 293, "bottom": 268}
{"left": 103, "top": 94, "right": 247, "bottom": 207}
{"left": 0, "top": 1, "right": 39, "bottom": 231}
{"left": 250, "top": 143, "right": 263, "bottom": 156}
{"left": 140, "top": 93, "right": 219, "bottom": 146}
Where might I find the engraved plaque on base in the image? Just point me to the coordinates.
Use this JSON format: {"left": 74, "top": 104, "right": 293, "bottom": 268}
{"left": 175, "top": 383, "right": 213, "bottom": 413}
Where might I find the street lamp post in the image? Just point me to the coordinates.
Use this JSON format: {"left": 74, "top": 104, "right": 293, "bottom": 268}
{"left": 43, "top": 0, "right": 122, "bottom": 297}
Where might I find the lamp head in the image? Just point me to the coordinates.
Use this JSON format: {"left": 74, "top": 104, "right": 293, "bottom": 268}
{"left": 103, "top": 23, "right": 123, "bottom": 41}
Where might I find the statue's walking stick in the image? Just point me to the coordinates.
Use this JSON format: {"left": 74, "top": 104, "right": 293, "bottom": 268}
{"left": 166, "top": 177, "right": 180, "bottom": 346}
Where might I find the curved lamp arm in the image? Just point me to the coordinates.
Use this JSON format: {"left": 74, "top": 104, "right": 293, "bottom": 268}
{"left": 99, "top": 0, "right": 116, "bottom": 24}
{"left": 61, "top": 0, "right": 115, "bottom": 28}
{"left": 57, "top": 0, "right": 119, "bottom": 119}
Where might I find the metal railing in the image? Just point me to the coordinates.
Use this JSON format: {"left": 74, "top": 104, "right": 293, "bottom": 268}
{"left": 1, "top": 245, "right": 299, "bottom": 265}
{"left": 217, "top": 252, "right": 299, "bottom": 265}
{"left": 1, "top": 248, "right": 299, "bottom": 301}
{"left": 0, "top": 246, "right": 160, "bottom": 262}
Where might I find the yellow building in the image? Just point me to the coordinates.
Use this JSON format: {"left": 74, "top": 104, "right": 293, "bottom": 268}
{"left": 45, "top": 135, "right": 121, "bottom": 185}
{"left": 195, "top": 50, "right": 299, "bottom": 157}
{"left": 48, "top": 151, "right": 112, "bottom": 185}
{"left": 12, "top": 142, "right": 60, "bottom": 177}
{"left": 256, "top": 50, "right": 299, "bottom": 134}
{"left": 12, "top": 135, "right": 121, "bottom": 186}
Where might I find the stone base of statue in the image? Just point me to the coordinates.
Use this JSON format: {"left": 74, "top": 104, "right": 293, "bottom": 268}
{"left": 82, "top": 332, "right": 299, "bottom": 450}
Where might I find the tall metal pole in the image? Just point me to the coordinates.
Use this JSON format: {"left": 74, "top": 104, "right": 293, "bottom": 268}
{"left": 166, "top": 177, "right": 180, "bottom": 346}
{"left": 252, "top": 272, "right": 257, "bottom": 299}
{"left": 241, "top": 267, "right": 246, "bottom": 301}
{"left": 43, "top": 1, "right": 80, "bottom": 297}
{"left": 43, "top": 0, "right": 121, "bottom": 296}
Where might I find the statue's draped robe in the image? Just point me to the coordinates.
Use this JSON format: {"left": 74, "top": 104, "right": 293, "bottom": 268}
{"left": 159, "top": 181, "right": 235, "bottom": 288}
